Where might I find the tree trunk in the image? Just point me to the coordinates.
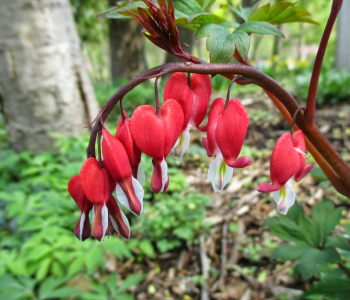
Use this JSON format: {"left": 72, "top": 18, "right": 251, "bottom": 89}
{"left": 109, "top": 18, "right": 147, "bottom": 80}
{"left": 336, "top": 0, "right": 350, "bottom": 69}
{"left": 0, "top": 0, "right": 99, "bottom": 153}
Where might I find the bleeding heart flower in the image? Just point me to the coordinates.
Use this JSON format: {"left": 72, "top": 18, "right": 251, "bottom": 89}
{"left": 80, "top": 158, "right": 116, "bottom": 241}
{"left": 202, "top": 98, "right": 251, "bottom": 192}
{"left": 130, "top": 99, "right": 184, "bottom": 193}
{"left": 102, "top": 128, "right": 144, "bottom": 216}
{"left": 164, "top": 73, "right": 212, "bottom": 159}
{"left": 106, "top": 195, "right": 130, "bottom": 239}
{"left": 116, "top": 111, "right": 145, "bottom": 185}
{"left": 257, "top": 130, "right": 314, "bottom": 215}
{"left": 68, "top": 175, "right": 93, "bottom": 241}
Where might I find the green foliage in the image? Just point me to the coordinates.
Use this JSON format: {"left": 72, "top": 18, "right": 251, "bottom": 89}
{"left": 229, "top": 3, "right": 259, "bottom": 23}
{"left": 134, "top": 190, "right": 211, "bottom": 253}
{"left": 265, "top": 200, "right": 348, "bottom": 280}
{"left": 248, "top": 2, "right": 317, "bottom": 24}
{"left": 0, "top": 274, "right": 80, "bottom": 300}
{"left": 294, "top": 66, "right": 350, "bottom": 105}
{"left": 98, "top": 0, "right": 221, "bottom": 30}
{"left": 261, "top": 58, "right": 350, "bottom": 105}
{"left": 81, "top": 273, "right": 146, "bottom": 300}
{"left": 302, "top": 269, "right": 350, "bottom": 300}
{"left": 94, "top": 81, "right": 156, "bottom": 122}
{"left": 195, "top": 21, "right": 283, "bottom": 63}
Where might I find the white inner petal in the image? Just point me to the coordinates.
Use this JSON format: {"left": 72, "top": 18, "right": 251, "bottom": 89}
{"left": 116, "top": 177, "right": 144, "bottom": 215}
{"left": 79, "top": 212, "right": 85, "bottom": 242}
{"left": 272, "top": 178, "right": 296, "bottom": 215}
{"left": 160, "top": 158, "right": 168, "bottom": 192}
{"left": 208, "top": 154, "right": 233, "bottom": 192}
{"left": 173, "top": 124, "right": 192, "bottom": 160}
{"left": 101, "top": 203, "right": 109, "bottom": 241}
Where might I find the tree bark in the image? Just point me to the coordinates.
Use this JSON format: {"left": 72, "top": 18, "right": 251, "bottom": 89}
{"left": 0, "top": 0, "right": 99, "bottom": 153}
{"left": 109, "top": 18, "right": 147, "bottom": 80}
{"left": 336, "top": 0, "right": 350, "bottom": 69}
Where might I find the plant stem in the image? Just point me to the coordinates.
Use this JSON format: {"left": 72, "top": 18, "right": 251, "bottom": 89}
{"left": 338, "top": 262, "right": 350, "bottom": 280}
{"left": 187, "top": 72, "right": 192, "bottom": 90}
{"left": 85, "top": 62, "right": 350, "bottom": 197}
{"left": 225, "top": 76, "right": 238, "bottom": 110}
{"left": 155, "top": 77, "right": 161, "bottom": 116}
{"left": 305, "top": 0, "right": 343, "bottom": 124}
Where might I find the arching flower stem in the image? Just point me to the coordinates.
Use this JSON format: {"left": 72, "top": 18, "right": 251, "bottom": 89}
{"left": 86, "top": 62, "right": 350, "bottom": 198}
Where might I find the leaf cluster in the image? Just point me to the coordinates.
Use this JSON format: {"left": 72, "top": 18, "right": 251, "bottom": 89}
{"left": 265, "top": 200, "right": 349, "bottom": 281}
{"left": 98, "top": 0, "right": 316, "bottom": 64}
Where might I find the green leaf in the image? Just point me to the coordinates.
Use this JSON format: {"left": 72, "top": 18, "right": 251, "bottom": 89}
{"left": 248, "top": 2, "right": 317, "bottom": 25}
{"left": 284, "top": 203, "right": 304, "bottom": 224}
{"left": 41, "top": 287, "right": 81, "bottom": 299}
{"left": 271, "top": 244, "right": 310, "bottom": 261}
{"left": 310, "top": 166, "right": 329, "bottom": 181}
{"left": 264, "top": 216, "right": 306, "bottom": 244}
{"left": 38, "top": 276, "right": 71, "bottom": 299}
{"left": 229, "top": 3, "right": 259, "bottom": 23}
{"left": 97, "top": 1, "right": 148, "bottom": 19}
{"left": 26, "top": 245, "right": 52, "bottom": 261}
{"left": 117, "top": 274, "right": 147, "bottom": 294}
{"left": 0, "top": 275, "right": 23, "bottom": 290}
{"left": 36, "top": 258, "right": 51, "bottom": 281}
{"left": 237, "top": 21, "right": 284, "bottom": 37}
{"left": 216, "top": 21, "right": 240, "bottom": 29}
{"left": 326, "top": 236, "right": 350, "bottom": 251}
{"left": 195, "top": 24, "right": 250, "bottom": 62}
{"left": 303, "top": 276, "right": 350, "bottom": 300}
{"left": 139, "top": 240, "right": 156, "bottom": 259}
{"left": 85, "top": 246, "right": 104, "bottom": 274}
{"left": 313, "top": 199, "right": 342, "bottom": 238}
{"left": 298, "top": 216, "right": 322, "bottom": 248}
{"left": 68, "top": 254, "right": 85, "bottom": 276}
{"left": 295, "top": 246, "right": 341, "bottom": 280}
{"left": 202, "top": 0, "right": 216, "bottom": 11}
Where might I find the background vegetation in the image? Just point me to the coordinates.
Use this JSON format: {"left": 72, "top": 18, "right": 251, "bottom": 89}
{"left": 0, "top": 0, "right": 350, "bottom": 299}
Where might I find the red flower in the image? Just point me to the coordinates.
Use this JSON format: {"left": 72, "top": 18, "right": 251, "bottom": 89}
{"left": 164, "top": 73, "right": 212, "bottom": 159}
{"left": 102, "top": 129, "right": 144, "bottom": 215}
{"left": 116, "top": 111, "right": 145, "bottom": 185}
{"left": 68, "top": 175, "right": 93, "bottom": 241}
{"left": 203, "top": 98, "right": 251, "bottom": 191}
{"left": 257, "top": 130, "right": 314, "bottom": 214}
{"left": 130, "top": 99, "right": 184, "bottom": 193}
{"left": 106, "top": 195, "right": 130, "bottom": 239}
{"left": 79, "top": 158, "right": 116, "bottom": 241}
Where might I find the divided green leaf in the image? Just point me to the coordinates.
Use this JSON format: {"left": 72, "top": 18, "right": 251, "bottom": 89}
{"left": 237, "top": 21, "right": 284, "bottom": 37}
{"left": 195, "top": 23, "right": 250, "bottom": 63}
{"left": 229, "top": 3, "right": 259, "bottom": 23}
{"left": 248, "top": 2, "right": 317, "bottom": 25}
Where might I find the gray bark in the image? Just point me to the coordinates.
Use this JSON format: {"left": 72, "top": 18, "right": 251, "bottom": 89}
{"left": 0, "top": 0, "right": 99, "bottom": 153}
{"left": 336, "top": 0, "right": 350, "bottom": 69}
{"left": 109, "top": 18, "right": 147, "bottom": 80}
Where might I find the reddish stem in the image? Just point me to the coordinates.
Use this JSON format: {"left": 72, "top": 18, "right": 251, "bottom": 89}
{"left": 155, "top": 77, "right": 161, "bottom": 116}
{"left": 85, "top": 62, "right": 350, "bottom": 197}
{"left": 305, "top": 0, "right": 343, "bottom": 124}
{"left": 225, "top": 76, "right": 238, "bottom": 110}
